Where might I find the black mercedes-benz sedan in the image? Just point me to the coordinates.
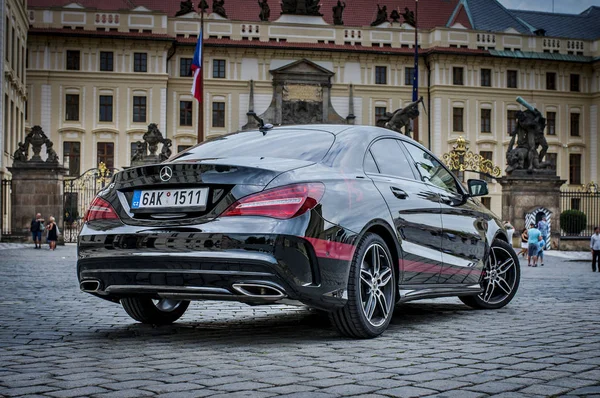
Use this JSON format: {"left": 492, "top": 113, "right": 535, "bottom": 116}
{"left": 77, "top": 125, "right": 519, "bottom": 338}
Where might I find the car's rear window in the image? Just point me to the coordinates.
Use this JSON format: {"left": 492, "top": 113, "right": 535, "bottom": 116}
{"left": 172, "top": 129, "right": 335, "bottom": 163}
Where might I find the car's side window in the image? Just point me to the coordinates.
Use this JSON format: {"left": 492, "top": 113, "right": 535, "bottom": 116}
{"left": 401, "top": 141, "right": 459, "bottom": 193}
{"left": 364, "top": 151, "right": 380, "bottom": 174}
{"left": 368, "top": 139, "right": 415, "bottom": 180}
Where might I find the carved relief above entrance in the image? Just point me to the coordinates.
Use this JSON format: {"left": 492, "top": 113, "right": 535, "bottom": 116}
{"left": 244, "top": 59, "right": 347, "bottom": 129}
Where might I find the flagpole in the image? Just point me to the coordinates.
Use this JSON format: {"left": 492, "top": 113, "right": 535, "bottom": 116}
{"left": 197, "top": 9, "right": 205, "bottom": 143}
{"left": 413, "top": 0, "right": 419, "bottom": 141}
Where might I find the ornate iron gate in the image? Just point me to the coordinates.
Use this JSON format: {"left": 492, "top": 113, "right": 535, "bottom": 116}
{"left": 62, "top": 163, "right": 115, "bottom": 243}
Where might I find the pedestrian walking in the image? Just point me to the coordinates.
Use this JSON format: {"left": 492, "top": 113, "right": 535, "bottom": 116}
{"left": 518, "top": 228, "right": 528, "bottom": 258}
{"left": 504, "top": 221, "right": 515, "bottom": 248}
{"left": 527, "top": 223, "right": 541, "bottom": 267}
{"left": 46, "top": 216, "right": 58, "bottom": 251}
{"left": 537, "top": 216, "right": 549, "bottom": 250}
{"left": 537, "top": 235, "right": 545, "bottom": 267}
{"left": 30, "top": 213, "right": 44, "bottom": 249}
{"left": 591, "top": 226, "right": 600, "bottom": 272}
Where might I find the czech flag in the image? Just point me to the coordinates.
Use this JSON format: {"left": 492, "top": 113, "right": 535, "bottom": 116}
{"left": 191, "top": 30, "right": 203, "bottom": 103}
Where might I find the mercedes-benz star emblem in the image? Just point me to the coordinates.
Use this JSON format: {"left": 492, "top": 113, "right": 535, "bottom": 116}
{"left": 159, "top": 166, "right": 173, "bottom": 182}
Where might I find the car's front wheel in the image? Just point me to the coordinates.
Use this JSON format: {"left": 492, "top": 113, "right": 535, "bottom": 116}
{"left": 121, "top": 297, "right": 190, "bottom": 324}
{"left": 330, "top": 233, "right": 396, "bottom": 338}
{"left": 460, "top": 239, "right": 520, "bottom": 309}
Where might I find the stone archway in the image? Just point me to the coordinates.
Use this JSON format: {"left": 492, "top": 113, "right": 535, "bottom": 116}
{"left": 525, "top": 207, "right": 552, "bottom": 250}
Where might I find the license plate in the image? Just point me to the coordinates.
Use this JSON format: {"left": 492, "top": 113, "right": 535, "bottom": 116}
{"left": 132, "top": 188, "right": 208, "bottom": 209}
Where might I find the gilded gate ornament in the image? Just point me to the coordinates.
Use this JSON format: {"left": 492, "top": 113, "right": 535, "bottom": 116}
{"left": 442, "top": 136, "right": 501, "bottom": 178}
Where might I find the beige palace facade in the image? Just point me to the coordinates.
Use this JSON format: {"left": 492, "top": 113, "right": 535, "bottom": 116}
{"left": 9, "top": 0, "right": 600, "bottom": 217}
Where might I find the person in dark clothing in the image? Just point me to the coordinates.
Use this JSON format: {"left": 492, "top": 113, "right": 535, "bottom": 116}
{"left": 46, "top": 216, "right": 58, "bottom": 250}
{"left": 30, "top": 213, "right": 44, "bottom": 249}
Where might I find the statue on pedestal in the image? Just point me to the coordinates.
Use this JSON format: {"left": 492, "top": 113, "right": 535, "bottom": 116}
{"left": 198, "top": 0, "right": 209, "bottom": 13}
{"left": 131, "top": 141, "right": 146, "bottom": 162}
{"left": 371, "top": 4, "right": 388, "bottom": 26}
{"left": 506, "top": 96, "right": 552, "bottom": 174}
{"left": 332, "top": 1, "right": 346, "bottom": 25}
{"left": 13, "top": 142, "right": 28, "bottom": 162}
{"left": 390, "top": 9, "right": 401, "bottom": 23}
{"left": 160, "top": 139, "right": 172, "bottom": 161}
{"left": 258, "top": 0, "right": 270, "bottom": 21}
{"left": 281, "top": 0, "right": 322, "bottom": 16}
{"left": 377, "top": 97, "right": 423, "bottom": 138}
{"left": 212, "top": 0, "right": 227, "bottom": 18}
{"left": 175, "top": 0, "right": 195, "bottom": 16}
{"left": 401, "top": 7, "right": 416, "bottom": 27}
{"left": 46, "top": 141, "right": 59, "bottom": 164}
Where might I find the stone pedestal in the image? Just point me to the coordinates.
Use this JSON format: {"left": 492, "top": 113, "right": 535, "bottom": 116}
{"left": 8, "top": 163, "right": 68, "bottom": 240}
{"left": 498, "top": 171, "right": 566, "bottom": 249}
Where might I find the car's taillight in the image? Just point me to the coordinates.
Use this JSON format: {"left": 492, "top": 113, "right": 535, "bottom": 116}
{"left": 221, "top": 183, "right": 325, "bottom": 219}
{"left": 84, "top": 197, "right": 119, "bottom": 222}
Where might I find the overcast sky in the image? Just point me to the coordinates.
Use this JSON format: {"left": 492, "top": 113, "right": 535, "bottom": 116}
{"left": 498, "top": 0, "right": 600, "bottom": 13}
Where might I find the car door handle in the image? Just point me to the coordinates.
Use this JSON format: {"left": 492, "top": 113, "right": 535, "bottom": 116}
{"left": 390, "top": 187, "right": 408, "bottom": 199}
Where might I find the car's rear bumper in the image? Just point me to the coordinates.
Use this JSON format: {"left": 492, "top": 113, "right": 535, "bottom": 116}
{"left": 77, "top": 221, "right": 354, "bottom": 310}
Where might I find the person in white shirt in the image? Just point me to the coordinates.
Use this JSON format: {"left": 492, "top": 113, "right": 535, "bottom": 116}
{"left": 591, "top": 227, "right": 600, "bottom": 272}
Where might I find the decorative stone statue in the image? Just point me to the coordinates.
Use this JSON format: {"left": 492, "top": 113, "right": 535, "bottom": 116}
{"left": 198, "top": 0, "right": 209, "bottom": 12}
{"left": 24, "top": 125, "right": 49, "bottom": 162}
{"left": 371, "top": 4, "right": 388, "bottom": 26}
{"left": 13, "top": 142, "right": 28, "bottom": 162}
{"left": 131, "top": 141, "right": 146, "bottom": 162}
{"left": 160, "top": 139, "right": 172, "bottom": 161}
{"left": 390, "top": 9, "right": 401, "bottom": 23}
{"left": 258, "top": 0, "right": 270, "bottom": 21}
{"left": 281, "top": 0, "right": 321, "bottom": 16}
{"left": 401, "top": 7, "right": 416, "bottom": 27}
{"left": 143, "top": 123, "right": 163, "bottom": 157}
{"left": 175, "top": 0, "right": 195, "bottom": 16}
{"left": 46, "top": 141, "right": 59, "bottom": 164}
{"left": 332, "top": 1, "right": 345, "bottom": 25}
{"left": 506, "top": 97, "right": 552, "bottom": 174}
{"left": 306, "top": 0, "right": 321, "bottom": 16}
{"left": 281, "top": 0, "right": 296, "bottom": 14}
{"left": 377, "top": 97, "right": 423, "bottom": 138}
{"left": 212, "top": 0, "right": 227, "bottom": 18}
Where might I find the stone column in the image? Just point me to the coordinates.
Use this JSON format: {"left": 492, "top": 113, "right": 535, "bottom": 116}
{"left": 8, "top": 163, "right": 68, "bottom": 241}
{"left": 499, "top": 174, "right": 566, "bottom": 249}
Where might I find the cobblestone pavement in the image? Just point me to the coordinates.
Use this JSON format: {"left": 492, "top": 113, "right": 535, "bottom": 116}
{"left": 1, "top": 245, "right": 599, "bottom": 398}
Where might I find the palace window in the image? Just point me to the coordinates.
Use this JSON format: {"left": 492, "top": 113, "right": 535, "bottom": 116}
{"left": 375, "top": 66, "right": 387, "bottom": 85}
{"left": 405, "top": 67, "right": 415, "bottom": 85}
{"left": 570, "top": 113, "right": 580, "bottom": 137}
{"left": 546, "top": 72, "right": 556, "bottom": 90}
{"left": 507, "top": 70, "right": 518, "bottom": 88}
{"left": 375, "top": 106, "right": 387, "bottom": 122}
{"left": 180, "top": 58, "right": 193, "bottom": 77}
{"left": 177, "top": 145, "right": 192, "bottom": 153}
{"left": 481, "top": 69, "right": 491, "bottom": 87}
{"left": 453, "top": 107, "right": 464, "bottom": 132}
{"left": 99, "top": 95, "right": 113, "bottom": 122}
{"left": 507, "top": 110, "right": 517, "bottom": 135}
{"left": 63, "top": 142, "right": 80, "bottom": 176}
{"left": 545, "top": 152, "right": 557, "bottom": 168}
{"left": 547, "top": 112, "right": 556, "bottom": 135}
{"left": 453, "top": 67, "right": 464, "bottom": 85}
{"left": 66, "top": 50, "right": 80, "bottom": 71}
{"left": 481, "top": 109, "right": 491, "bottom": 133}
{"left": 133, "top": 96, "right": 147, "bottom": 123}
{"left": 212, "top": 102, "right": 225, "bottom": 127}
{"left": 65, "top": 94, "right": 79, "bottom": 121}
{"left": 97, "top": 142, "right": 114, "bottom": 170}
{"left": 180, "top": 101, "right": 193, "bottom": 126}
{"left": 570, "top": 74, "right": 580, "bottom": 92}
{"left": 213, "top": 59, "right": 226, "bottom": 78}
{"left": 569, "top": 154, "right": 581, "bottom": 185}
{"left": 481, "top": 197, "right": 491, "bottom": 210}
{"left": 133, "top": 53, "right": 147, "bottom": 72}
{"left": 100, "top": 51, "right": 114, "bottom": 71}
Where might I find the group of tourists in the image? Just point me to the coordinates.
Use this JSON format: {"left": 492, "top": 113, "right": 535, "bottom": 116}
{"left": 29, "top": 212, "right": 59, "bottom": 250}
{"left": 515, "top": 216, "right": 549, "bottom": 267}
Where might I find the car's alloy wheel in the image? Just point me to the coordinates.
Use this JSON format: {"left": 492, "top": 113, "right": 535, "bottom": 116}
{"left": 330, "top": 233, "right": 396, "bottom": 338}
{"left": 121, "top": 297, "right": 190, "bottom": 325}
{"left": 460, "top": 239, "right": 520, "bottom": 309}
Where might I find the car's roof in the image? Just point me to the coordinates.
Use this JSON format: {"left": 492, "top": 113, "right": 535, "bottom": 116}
{"left": 251, "top": 124, "right": 413, "bottom": 140}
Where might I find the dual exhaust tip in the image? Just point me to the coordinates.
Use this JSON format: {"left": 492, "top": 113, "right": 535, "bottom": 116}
{"left": 80, "top": 280, "right": 285, "bottom": 299}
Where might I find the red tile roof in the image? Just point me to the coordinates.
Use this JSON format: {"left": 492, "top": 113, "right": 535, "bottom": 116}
{"left": 28, "top": 0, "right": 469, "bottom": 29}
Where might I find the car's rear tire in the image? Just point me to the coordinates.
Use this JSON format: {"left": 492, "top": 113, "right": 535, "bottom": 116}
{"left": 460, "top": 239, "right": 520, "bottom": 309}
{"left": 330, "top": 233, "right": 396, "bottom": 338}
{"left": 121, "top": 297, "right": 190, "bottom": 324}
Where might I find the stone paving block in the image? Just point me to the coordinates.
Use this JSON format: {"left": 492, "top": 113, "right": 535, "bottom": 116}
{"left": 45, "top": 386, "right": 110, "bottom": 398}
{"left": 208, "top": 391, "right": 276, "bottom": 398}
{"left": 414, "top": 379, "right": 473, "bottom": 391}
{"left": 91, "top": 388, "right": 156, "bottom": 398}
{"left": 568, "top": 385, "right": 600, "bottom": 395}
{"left": 378, "top": 386, "right": 438, "bottom": 397}
{"left": 320, "top": 384, "right": 380, "bottom": 396}
{"left": 258, "top": 384, "right": 317, "bottom": 394}
{"left": 305, "top": 377, "right": 357, "bottom": 388}
{"left": 0, "top": 384, "right": 59, "bottom": 397}
{"left": 518, "top": 383, "right": 573, "bottom": 395}
{"left": 546, "top": 377, "right": 598, "bottom": 388}
{"left": 211, "top": 381, "right": 273, "bottom": 391}
{"left": 359, "top": 378, "right": 412, "bottom": 389}
{"left": 274, "top": 392, "right": 338, "bottom": 398}
{"left": 464, "top": 381, "right": 525, "bottom": 394}
{"left": 142, "top": 382, "right": 206, "bottom": 394}
{"left": 422, "top": 390, "right": 486, "bottom": 398}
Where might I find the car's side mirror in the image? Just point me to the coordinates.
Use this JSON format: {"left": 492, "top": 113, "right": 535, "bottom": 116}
{"left": 467, "top": 179, "right": 488, "bottom": 197}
